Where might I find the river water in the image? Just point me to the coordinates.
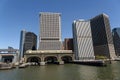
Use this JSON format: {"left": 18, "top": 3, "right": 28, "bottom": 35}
{"left": 0, "top": 61, "right": 120, "bottom": 80}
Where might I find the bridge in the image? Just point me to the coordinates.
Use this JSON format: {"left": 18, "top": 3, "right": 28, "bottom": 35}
{"left": 0, "top": 47, "right": 19, "bottom": 63}
{"left": 0, "top": 53, "right": 18, "bottom": 63}
{"left": 0, "top": 47, "right": 19, "bottom": 54}
{"left": 24, "top": 50, "right": 74, "bottom": 65}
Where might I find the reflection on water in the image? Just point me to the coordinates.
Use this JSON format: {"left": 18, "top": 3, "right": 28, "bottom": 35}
{"left": 0, "top": 62, "right": 120, "bottom": 80}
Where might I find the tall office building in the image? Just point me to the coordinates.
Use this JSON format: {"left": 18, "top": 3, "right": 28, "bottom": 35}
{"left": 73, "top": 20, "right": 95, "bottom": 60}
{"left": 24, "top": 32, "right": 37, "bottom": 51}
{"left": 112, "top": 28, "right": 120, "bottom": 56}
{"left": 19, "top": 30, "right": 26, "bottom": 60}
{"left": 19, "top": 30, "right": 37, "bottom": 60}
{"left": 39, "top": 12, "right": 62, "bottom": 50}
{"left": 90, "top": 13, "right": 116, "bottom": 59}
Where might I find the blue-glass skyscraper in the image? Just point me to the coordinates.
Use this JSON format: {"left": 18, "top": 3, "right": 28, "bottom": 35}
{"left": 112, "top": 28, "right": 120, "bottom": 56}
{"left": 19, "top": 30, "right": 26, "bottom": 61}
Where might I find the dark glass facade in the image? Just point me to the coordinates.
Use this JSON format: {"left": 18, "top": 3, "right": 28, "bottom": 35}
{"left": 90, "top": 14, "right": 116, "bottom": 59}
{"left": 64, "top": 38, "right": 74, "bottom": 51}
{"left": 19, "top": 30, "right": 37, "bottom": 58}
{"left": 19, "top": 30, "right": 26, "bottom": 59}
{"left": 112, "top": 28, "right": 120, "bottom": 56}
{"left": 24, "top": 32, "right": 37, "bottom": 53}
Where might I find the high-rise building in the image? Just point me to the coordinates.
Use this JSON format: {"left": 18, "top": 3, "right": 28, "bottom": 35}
{"left": 19, "top": 30, "right": 26, "bottom": 60}
{"left": 112, "top": 28, "right": 120, "bottom": 56}
{"left": 90, "top": 13, "right": 116, "bottom": 59}
{"left": 24, "top": 32, "right": 37, "bottom": 51}
{"left": 64, "top": 38, "right": 74, "bottom": 51}
{"left": 19, "top": 30, "right": 37, "bottom": 60}
{"left": 73, "top": 20, "right": 95, "bottom": 60}
{"left": 39, "top": 12, "right": 62, "bottom": 50}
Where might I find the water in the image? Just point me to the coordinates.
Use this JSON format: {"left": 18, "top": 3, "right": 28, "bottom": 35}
{"left": 0, "top": 61, "right": 120, "bottom": 80}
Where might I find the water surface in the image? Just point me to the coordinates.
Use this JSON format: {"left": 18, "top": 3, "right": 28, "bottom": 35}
{"left": 0, "top": 61, "right": 120, "bottom": 80}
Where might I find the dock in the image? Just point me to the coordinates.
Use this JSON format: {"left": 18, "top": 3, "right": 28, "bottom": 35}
{"left": 72, "top": 60, "right": 107, "bottom": 66}
{"left": 114, "top": 58, "right": 120, "bottom": 61}
{"left": 0, "top": 63, "right": 14, "bottom": 70}
{"left": 18, "top": 63, "right": 30, "bottom": 68}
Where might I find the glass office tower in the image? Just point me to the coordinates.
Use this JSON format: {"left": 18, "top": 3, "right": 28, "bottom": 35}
{"left": 19, "top": 30, "right": 26, "bottom": 60}
{"left": 112, "top": 28, "right": 120, "bottom": 56}
{"left": 90, "top": 13, "right": 116, "bottom": 59}
{"left": 19, "top": 30, "right": 37, "bottom": 60}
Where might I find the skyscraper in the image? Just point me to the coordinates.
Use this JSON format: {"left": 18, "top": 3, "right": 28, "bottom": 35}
{"left": 19, "top": 30, "right": 26, "bottom": 60}
{"left": 24, "top": 32, "right": 37, "bottom": 51}
{"left": 73, "top": 20, "right": 95, "bottom": 60}
{"left": 90, "top": 13, "right": 116, "bottom": 59}
{"left": 39, "top": 12, "right": 62, "bottom": 50}
{"left": 19, "top": 30, "right": 37, "bottom": 60}
{"left": 112, "top": 28, "right": 120, "bottom": 56}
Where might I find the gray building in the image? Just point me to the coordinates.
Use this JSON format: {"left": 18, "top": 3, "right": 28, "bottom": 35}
{"left": 73, "top": 20, "right": 95, "bottom": 60}
{"left": 112, "top": 28, "right": 120, "bottom": 56}
{"left": 90, "top": 13, "right": 116, "bottom": 59}
{"left": 19, "top": 30, "right": 37, "bottom": 60}
{"left": 39, "top": 12, "right": 62, "bottom": 50}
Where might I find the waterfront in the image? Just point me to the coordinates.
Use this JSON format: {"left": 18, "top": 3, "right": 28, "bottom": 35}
{"left": 0, "top": 61, "right": 120, "bottom": 80}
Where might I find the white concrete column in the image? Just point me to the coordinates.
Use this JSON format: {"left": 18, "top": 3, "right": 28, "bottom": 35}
{"left": 12, "top": 55, "right": 16, "bottom": 63}
{"left": 0, "top": 55, "right": 2, "bottom": 62}
{"left": 40, "top": 62, "right": 45, "bottom": 66}
{"left": 59, "top": 61, "right": 64, "bottom": 65}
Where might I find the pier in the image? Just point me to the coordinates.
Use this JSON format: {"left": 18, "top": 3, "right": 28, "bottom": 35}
{"left": 0, "top": 63, "right": 14, "bottom": 70}
{"left": 72, "top": 60, "right": 107, "bottom": 66}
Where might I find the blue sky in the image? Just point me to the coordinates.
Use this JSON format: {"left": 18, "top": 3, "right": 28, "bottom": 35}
{"left": 0, "top": 0, "right": 120, "bottom": 49}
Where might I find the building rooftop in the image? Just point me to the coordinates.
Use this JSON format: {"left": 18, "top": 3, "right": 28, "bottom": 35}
{"left": 39, "top": 12, "right": 61, "bottom": 15}
{"left": 26, "top": 50, "right": 73, "bottom": 54}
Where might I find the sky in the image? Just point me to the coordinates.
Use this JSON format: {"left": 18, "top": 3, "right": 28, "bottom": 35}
{"left": 0, "top": 0, "right": 120, "bottom": 49}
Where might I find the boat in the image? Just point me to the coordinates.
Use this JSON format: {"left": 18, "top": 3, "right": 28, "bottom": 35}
{"left": 18, "top": 63, "right": 29, "bottom": 68}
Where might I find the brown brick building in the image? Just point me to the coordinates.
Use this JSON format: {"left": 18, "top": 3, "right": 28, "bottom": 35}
{"left": 64, "top": 38, "right": 74, "bottom": 51}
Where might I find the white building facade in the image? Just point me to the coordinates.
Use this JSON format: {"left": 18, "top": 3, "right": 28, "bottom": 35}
{"left": 39, "top": 12, "right": 62, "bottom": 50}
{"left": 73, "top": 20, "right": 95, "bottom": 60}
